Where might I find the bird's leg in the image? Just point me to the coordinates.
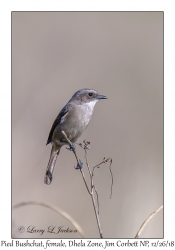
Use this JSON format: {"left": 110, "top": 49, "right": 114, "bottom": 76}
{"left": 66, "top": 142, "right": 76, "bottom": 151}
{"left": 67, "top": 143, "right": 83, "bottom": 169}
{"left": 61, "top": 131, "right": 83, "bottom": 169}
{"left": 59, "top": 137, "right": 76, "bottom": 151}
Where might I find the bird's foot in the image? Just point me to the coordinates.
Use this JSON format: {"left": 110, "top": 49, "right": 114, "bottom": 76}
{"left": 75, "top": 160, "right": 83, "bottom": 169}
{"left": 66, "top": 142, "right": 76, "bottom": 151}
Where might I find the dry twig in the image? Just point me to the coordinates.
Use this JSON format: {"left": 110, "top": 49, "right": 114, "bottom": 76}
{"left": 135, "top": 205, "right": 163, "bottom": 238}
{"left": 62, "top": 131, "right": 113, "bottom": 238}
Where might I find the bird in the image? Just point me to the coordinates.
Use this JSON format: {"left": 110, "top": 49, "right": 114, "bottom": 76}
{"left": 44, "top": 88, "right": 107, "bottom": 185}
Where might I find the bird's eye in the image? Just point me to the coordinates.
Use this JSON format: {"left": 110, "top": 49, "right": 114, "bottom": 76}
{"left": 88, "top": 92, "right": 93, "bottom": 97}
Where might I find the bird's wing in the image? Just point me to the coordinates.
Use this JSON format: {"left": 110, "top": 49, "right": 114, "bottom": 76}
{"left": 46, "top": 103, "right": 72, "bottom": 145}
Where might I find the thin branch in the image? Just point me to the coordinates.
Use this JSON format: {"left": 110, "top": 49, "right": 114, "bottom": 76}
{"left": 94, "top": 185, "right": 100, "bottom": 215}
{"left": 61, "top": 131, "right": 103, "bottom": 238}
{"left": 62, "top": 131, "right": 79, "bottom": 163}
{"left": 92, "top": 157, "right": 113, "bottom": 199}
{"left": 90, "top": 187, "right": 103, "bottom": 238}
{"left": 79, "top": 168, "right": 92, "bottom": 195}
{"left": 135, "top": 205, "right": 163, "bottom": 238}
{"left": 80, "top": 141, "right": 103, "bottom": 237}
{"left": 108, "top": 159, "right": 113, "bottom": 199}
{"left": 84, "top": 148, "right": 92, "bottom": 177}
{"left": 62, "top": 131, "right": 91, "bottom": 195}
{"left": 93, "top": 161, "right": 104, "bottom": 170}
{"left": 13, "top": 201, "right": 85, "bottom": 238}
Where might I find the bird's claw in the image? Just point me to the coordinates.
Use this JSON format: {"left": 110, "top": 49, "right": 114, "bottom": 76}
{"left": 75, "top": 160, "right": 83, "bottom": 169}
{"left": 66, "top": 142, "right": 76, "bottom": 151}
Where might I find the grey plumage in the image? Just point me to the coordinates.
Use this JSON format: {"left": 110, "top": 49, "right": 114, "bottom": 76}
{"left": 45, "top": 88, "right": 107, "bottom": 185}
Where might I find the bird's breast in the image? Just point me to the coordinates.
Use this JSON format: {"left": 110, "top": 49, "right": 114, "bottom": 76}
{"left": 71, "top": 104, "right": 92, "bottom": 129}
{"left": 53, "top": 101, "right": 97, "bottom": 144}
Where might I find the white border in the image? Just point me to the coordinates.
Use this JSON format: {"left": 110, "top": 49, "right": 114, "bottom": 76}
{"left": 0, "top": 0, "right": 175, "bottom": 247}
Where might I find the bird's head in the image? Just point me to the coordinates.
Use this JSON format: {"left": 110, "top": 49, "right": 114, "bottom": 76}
{"left": 71, "top": 88, "right": 107, "bottom": 105}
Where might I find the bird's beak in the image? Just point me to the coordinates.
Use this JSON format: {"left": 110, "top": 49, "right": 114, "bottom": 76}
{"left": 96, "top": 94, "right": 108, "bottom": 100}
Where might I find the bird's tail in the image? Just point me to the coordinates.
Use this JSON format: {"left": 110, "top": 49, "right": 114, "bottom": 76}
{"left": 44, "top": 146, "right": 61, "bottom": 185}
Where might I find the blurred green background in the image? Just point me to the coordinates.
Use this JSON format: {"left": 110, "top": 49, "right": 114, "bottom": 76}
{"left": 12, "top": 12, "right": 163, "bottom": 238}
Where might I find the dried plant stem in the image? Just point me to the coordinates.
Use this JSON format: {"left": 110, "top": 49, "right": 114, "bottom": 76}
{"left": 13, "top": 201, "right": 85, "bottom": 238}
{"left": 62, "top": 131, "right": 103, "bottom": 238}
{"left": 79, "top": 168, "right": 92, "bottom": 195}
{"left": 135, "top": 205, "right": 163, "bottom": 238}
{"left": 62, "top": 131, "right": 91, "bottom": 195}
{"left": 91, "top": 187, "right": 103, "bottom": 238}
